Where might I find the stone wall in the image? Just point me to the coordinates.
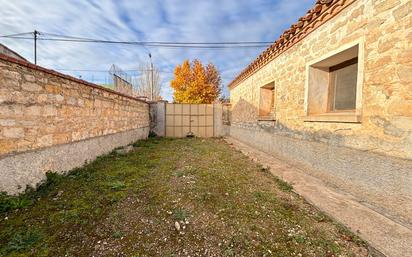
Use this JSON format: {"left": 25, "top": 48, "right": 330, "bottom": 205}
{"left": 230, "top": 0, "right": 412, "bottom": 160}
{"left": 0, "top": 54, "right": 150, "bottom": 194}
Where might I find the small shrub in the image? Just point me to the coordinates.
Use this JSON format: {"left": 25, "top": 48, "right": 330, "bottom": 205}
{"left": 35, "top": 172, "right": 65, "bottom": 197}
{"left": 174, "top": 170, "right": 186, "bottom": 177}
{"left": 112, "top": 230, "right": 124, "bottom": 239}
{"left": 294, "top": 234, "right": 307, "bottom": 244}
{"left": 109, "top": 192, "right": 127, "bottom": 204}
{"left": 253, "top": 191, "right": 264, "bottom": 199}
{"left": 314, "top": 212, "right": 330, "bottom": 222}
{"left": 0, "top": 172, "right": 66, "bottom": 214}
{"left": 148, "top": 131, "right": 157, "bottom": 138}
{"left": 57, "top": 209, "right": 81, "bottom": 223}
{"left": 336, "top": 223, "right": 366, "bottom": 246}
{"left": 110, "top": 181, "right": 126, "bottom": 191}
{"left": 6, "top": 230, "right": 43, "bottom": 252}
{"left": 274, "top": 177, "right": 293, "bottom": 192}
{"left": 0, "top": 192, "right": 33, "bottom": 213}
{"left": 132, "top": 141, "right": 141, "bottom": 147}
{"left": 173, "top": 208, "right": 188, "bottom": 221}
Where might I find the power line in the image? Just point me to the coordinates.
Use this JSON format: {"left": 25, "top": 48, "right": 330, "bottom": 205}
{"left": 54, "top": 68, "right": 175, "bottom": 74}
{"left": 55, "top": 68, "right": 173, "bottom": 72}
{"left": 0, "top": 31, "right": 250, "bottom": 79}
{"left": 10, "top": 37, "right": 271, "bottom": 48}
{"left": 0, "top": 31, "right": 273, "bottom": 49}
{"left": 0, "top": 32, "right": 33, "bottom": 38}
{"left": 39, "top": 32, "right": 273, "bottom": 45}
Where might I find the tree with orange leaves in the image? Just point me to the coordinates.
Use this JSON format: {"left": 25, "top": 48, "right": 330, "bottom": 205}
{"left": 170, "top": 59, "right": 221, "bottom": 103}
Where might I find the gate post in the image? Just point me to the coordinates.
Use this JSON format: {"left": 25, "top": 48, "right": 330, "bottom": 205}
{"left": 213, "top": 103, "right": 224, "bottom": 137}
{"left": 149, "top": 100, "right": 166, "bottom": 137}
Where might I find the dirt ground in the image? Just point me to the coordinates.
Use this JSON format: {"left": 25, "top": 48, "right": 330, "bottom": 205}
{"left": 0, "top": 138, "right": 371, "bottom": 256}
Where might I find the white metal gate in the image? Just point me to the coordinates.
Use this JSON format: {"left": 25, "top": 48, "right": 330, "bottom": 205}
{"left": 165, "top": 103, "right": 214, "bottom": 137}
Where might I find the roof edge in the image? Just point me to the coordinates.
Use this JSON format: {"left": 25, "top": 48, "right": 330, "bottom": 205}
{"left": 228, "top": 0, "right": 357, "bottom": 89}
{"left": 0, "top": 53, "right": 148, "bottom": 104}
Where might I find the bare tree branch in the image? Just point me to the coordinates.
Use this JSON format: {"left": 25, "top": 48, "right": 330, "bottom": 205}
{"left": 134, "top": 63, "right": 162, "bottom": 100}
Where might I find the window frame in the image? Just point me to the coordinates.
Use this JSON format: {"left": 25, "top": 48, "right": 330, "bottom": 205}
{"left": 304, "top": 40, "right": 364, "bottom": 123}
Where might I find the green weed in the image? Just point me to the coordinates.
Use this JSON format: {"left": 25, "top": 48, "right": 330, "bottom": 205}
{"left": 274, "top": 177, "right": 293, "bottom": 192}
{"left": 6, "top": 229, "right": 43, "bottom": 252}
{"left": 109, "top": 181, "right": 127, "bottom": 191}
{"left": 112, "top": 230, "right": 124, "bottom": 239}
{"left": 173, "top": 208, "right": 188, "bottom": 221}
{"left": 0, "top": 193, "right": 33, "bottom": 213}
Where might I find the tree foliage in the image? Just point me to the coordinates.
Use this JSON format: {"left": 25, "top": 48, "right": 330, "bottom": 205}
{"left": 170, "top": 59, "right": 221, "bottom": 103}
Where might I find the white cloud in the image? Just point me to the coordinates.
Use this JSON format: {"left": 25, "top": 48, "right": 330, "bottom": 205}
{"left": 0, "top": 0, "right": 314, "bottom": 100}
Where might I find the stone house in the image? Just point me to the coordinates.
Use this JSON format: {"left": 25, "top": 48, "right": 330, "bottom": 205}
{"left": 228, "top": 0, "right": 411, "bottom": 227}
{"left": 0, "top": 43, "right": 27, "bottom": 61}
{"left": 113, "top": 74, "right": 133, "bottom": 96}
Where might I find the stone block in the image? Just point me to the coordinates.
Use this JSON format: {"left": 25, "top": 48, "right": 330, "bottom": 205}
{"left": 42, "top": 105, "right": 57, "bottom": 116}
{"left": 25, "top": 105, "right": 41, "bottom": 116}
{"left": 24, "top": 74, "right": 36, "bottom": 82}
{"left": 0, "top": 139, "right": 16, "bottom": 155}
{"left": 37, "top": 94, "right": 48, "bottom": 103}
{"left": 36, "top": 134, "right": 53, "bottom": 147}
{"left": 397, "top": 65, "right": 412, "bottom": 83}
{"left": 45, "top": 84, "right": 62, "bottom": 94}
{"left": 21, "top": 82, "right": 43, "bottom": 92}
{"left": 1, "top": 70, "right": 21, "bottom": 80}
{"left": 391, "top": 116, "right": 412, "bottom": 131}
{"left": 392, "top": 1, "right": 411, "bottom": 21}
{"left": 373, "top": 0, "right": 401, "bottom": 14}
{"left": 55, "top": 94, "right": 64, "bottom": 102}
{"left": 67, "top": 97, "right": 77, "bottom": 106}
{"left": 0, "top": 119, "right": 16, "bottom": 126}
{"left": 3, "top": 127, "right": 24, "bottom": 139}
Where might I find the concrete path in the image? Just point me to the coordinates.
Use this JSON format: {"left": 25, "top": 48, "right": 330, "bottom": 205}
{"left": 225, "top": 137, "right": 412, "bottom": 257}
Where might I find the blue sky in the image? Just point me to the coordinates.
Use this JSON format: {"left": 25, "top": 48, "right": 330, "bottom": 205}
{"left": 0, "top": 0, "right": 314, "bottom": 101}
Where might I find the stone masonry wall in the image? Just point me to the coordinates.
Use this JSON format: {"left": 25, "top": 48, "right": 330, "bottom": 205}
{"left": 0, "top": 54, "right": 150, "bottom": 194}
{"left": 0, "top": 55, "right": 149, "bottom": 157}
{"left": 230, "top": 0, "right": 412, "bottom": 160}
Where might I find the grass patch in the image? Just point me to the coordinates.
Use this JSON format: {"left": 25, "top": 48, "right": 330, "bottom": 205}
{"left": 0, "top": 172, "right": 66, "bottom": 214}
{"left": 0, "top": 138, "right": 369, "bottom": 256}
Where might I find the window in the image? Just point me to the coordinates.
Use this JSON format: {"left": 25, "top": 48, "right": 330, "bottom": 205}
{"left": 259, "top": 82, "right": 275, "bottom": 120}
{"left": 328, "top": 58, "right": 358, "bottom": 111}
{"left": 305, "top": 43, "right": 362, "bottom": 123}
